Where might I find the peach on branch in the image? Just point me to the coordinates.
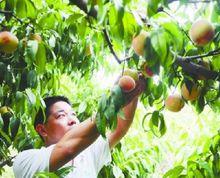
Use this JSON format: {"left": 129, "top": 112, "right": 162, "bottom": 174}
{"left": 0, "top": 31, "right": 19, "bottom": 53}
{"left": 181, "top": 83, "right": 201, "bottom": 101}
{"left": 119, "top": 75, "right": 136, "bottom": 92}
{"left": 165, "top": 94, "right": 185, "bottom": 112}
{"left": 123, "top": 68, "right": 139, "bottom": 81}
{"left": 132, "top": 31, "right": 148, "bottom": 56}
{"left": 189, "top": 19, "right": 215, "bottom": 46}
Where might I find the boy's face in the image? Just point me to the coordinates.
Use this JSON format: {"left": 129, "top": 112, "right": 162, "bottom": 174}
{"left": 43, "top": 101, "right": 80, "bottom": 145}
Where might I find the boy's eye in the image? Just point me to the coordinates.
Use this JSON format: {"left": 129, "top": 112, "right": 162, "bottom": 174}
{"left": 57, "top": 113, "right": 66, "bottom": 119}
{"left": 71, "top": 112, "right": 76, "bottom": 116}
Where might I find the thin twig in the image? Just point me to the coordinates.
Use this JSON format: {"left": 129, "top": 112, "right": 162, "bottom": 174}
{"left": 0, "top": 10, "right": 34, "bottom": 30}
{"left": 102, "top": 29, "right": 122, "bottom": 64}
{"left": 161, "top": 8, "right": 193, "bottom": 44}
{"left": 120, "top": 56, "right": 133, "bottom": 63}
{"left": 0, "top": 10, "right": 13, "bottom": 14}
{"left": 173, "top": 48, "right": 220, "bottom": 61}
{"left": 102, "top": 29, "right": 133, "bottom": 64}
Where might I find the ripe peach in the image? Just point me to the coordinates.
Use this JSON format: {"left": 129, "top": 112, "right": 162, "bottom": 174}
{"left": 123, "top": 68, "right": 139, "bottom": 81}
{"left": 119, "top": 75, "right": 136, "bottom": 92}
{"left": 189, "top": 19, "right": 215, "bottom": 46}
{"left": 165, "top": 94, "right": 185, "bottom": 112}
{"left": 0, "top": 31, "right": 18, "bottom": 53}
{"left": 181, "top": 83, "right": 201, "bottom": 101}
{"left": 132, "top": 31, "right": 148, "bottom": 56}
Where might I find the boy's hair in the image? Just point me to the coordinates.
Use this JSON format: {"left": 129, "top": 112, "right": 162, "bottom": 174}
{"left": 34, "top": 96, "right": 71, "bottom": 128}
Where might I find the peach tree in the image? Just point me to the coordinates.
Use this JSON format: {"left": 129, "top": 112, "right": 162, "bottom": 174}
{"left": 0, "top": 0, "right": 219, "bottom": 177}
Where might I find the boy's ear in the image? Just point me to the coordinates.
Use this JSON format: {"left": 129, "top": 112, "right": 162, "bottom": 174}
{"left": 35, "top": 124, "right": 47, "bottom": 138}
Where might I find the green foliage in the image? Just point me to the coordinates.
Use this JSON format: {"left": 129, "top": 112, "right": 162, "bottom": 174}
{"left": 163, "top": 131, "right": 220, "bottom": 178}
{"left": 34, "top": 166, "right": 73, "bottom": 178}
{"left": 96, "top": 85, "right": 125, "bottom": 137}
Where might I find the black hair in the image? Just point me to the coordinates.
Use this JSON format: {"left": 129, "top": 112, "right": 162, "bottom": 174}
{"left": 34, "top": 95, "right": 71, "bottom": 129}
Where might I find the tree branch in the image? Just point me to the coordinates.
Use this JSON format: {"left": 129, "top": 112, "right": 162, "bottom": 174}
{"left": 0, "top": 10, "right": 13, "bottom": 14}
{"left": 102, "top": 29, "right": 122, "bottom": 64}
{"left": 0, "top": 10, "right": 34, "bottom": 30}
{"left": 174, "top": 48, "right": 220, "bottom": 61}
{"left": 69, "top": 0, "right": 97, "bottom": 18}
{"left": 70, "top": 0, "right": 132, "bottom": 65}
{"left": 174, "top": 50, "right": 220, "bottom": 81}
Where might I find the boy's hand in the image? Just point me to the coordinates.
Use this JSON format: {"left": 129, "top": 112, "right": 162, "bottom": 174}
{"left": 123, "top": 73, "right": 146, "bottom": 105}
{"left": 114, "top": 73, "right": 147, "bottom": 106}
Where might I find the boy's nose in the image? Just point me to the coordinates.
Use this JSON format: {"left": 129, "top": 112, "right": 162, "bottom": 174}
{"left": 68, "top": 119, "right": 76, "bottom": 126}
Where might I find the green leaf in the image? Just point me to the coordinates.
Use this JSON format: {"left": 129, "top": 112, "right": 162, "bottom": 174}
{"left": 26, "top": 0, "right": 37, "bottom": 18}
{"left": 10, "top": 116, "right": 20, "bottom": 140}
{"left": 198, "top": 161, "right": 213, "bottom": 178}
{"left": 16, "top": 0, "right": 26, "bottom": 18}
{"left": 55, "top": 166, "right": 74, "bottom": 178}
{"left": 150, "top": 28, "right": 171, "bottom": 68}
{"left": 144, "top": 36, "right": 160, "bottom": 66}
{"left": 77, "top": 18, "right": 87, "bottom": 38}
{"left": 25, "top": 40, "right": 38, "bottom": 64}
{"left": 6, "top": 0, "right": 15, "bottom": 11}
{"left": 25, "top": 89, "right": 36, "bottom": 106}
{"left": 78, "top": 101, "right": 87, "bottom": 114}
{"left": 34, "top": 171, "right": 59, "bottom": 178}
{"left": 111, "top": 85, "right": 125, "bottom": 111}
{"left": 27, "top": 70, "right": 38, "bottom": 89}
{"left": 99, "top": 94, "right": 108, "bottom": 111}
{"left": 66, "top": 13, "right": 84, "bottom": 26}
{"left": 0, "top": 129, "right": 11, "bottom": 146}
{"left": 147, "top": 0, "right": 160, "bottom": 17}
{"left": 193, "top": 170, "right": 204, "bottom": 178}
{"left": 15, "top": 91, "right": 26, "bottom": 113}
{"left": 2, "top": 112, "right": 12, "bottom": 135}
{"left": 159, "top": 20, "right": 184, "bottom": 51}
{"left": 16, "top": 0, "right": 36, "bottom": 18}
{"left": 109, "top": 5, "right": 124, "bottom": 41}
{"left": 104, "top": 101, "right": 116, "bottom": 120}
{"left": 95, "top": 112, "right": 106, "bottom": 137}
{"left": 212, "top": 55, "right": 220, "bottom": 71}
{"left": 123, "top": 11, "right": 139, "bottom": 43}
{"left": 36, "top": 43, "right": 46, "bottom": 74}
{"left": 39, "top": 12, "right": 61, "bottom": 29}
{"left": 195, "top": 95, "right": 205, "bottom": 114}
{"left": 163, "top": 165, "right": 185, "bottom": 178}
{"left": 149, "top": 111, "right": 166, "bottom": 137}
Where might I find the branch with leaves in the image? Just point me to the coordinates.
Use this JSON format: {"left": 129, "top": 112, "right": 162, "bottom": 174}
{"left": 173, "top": 49, "right": 220, "bottom": 81}
{"left": 0, "top": 10, "right": 34, "bottom": 30}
